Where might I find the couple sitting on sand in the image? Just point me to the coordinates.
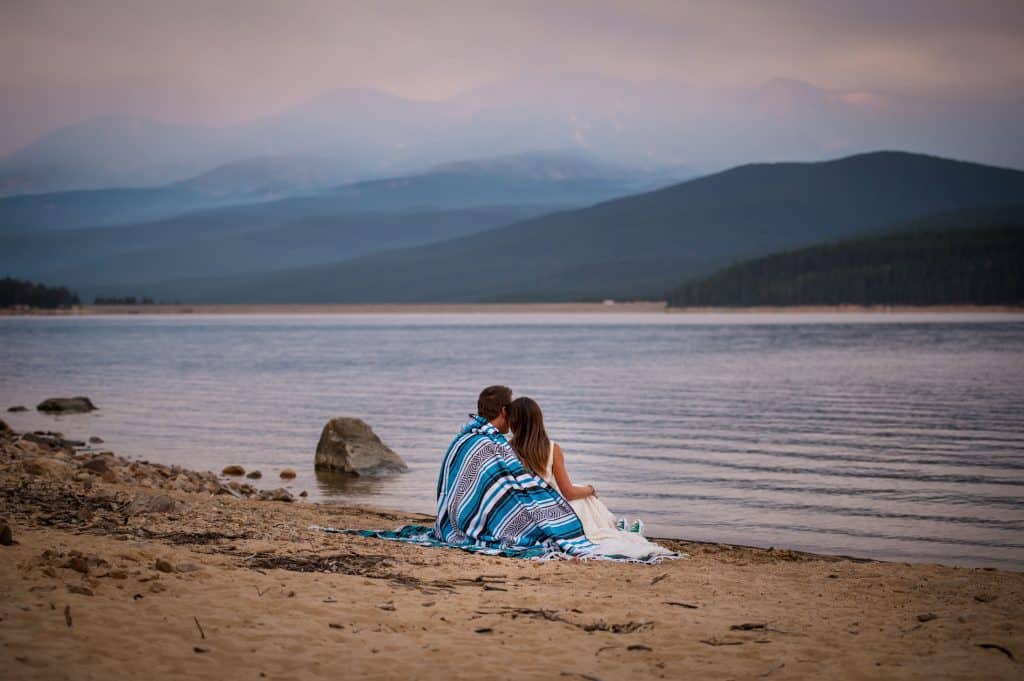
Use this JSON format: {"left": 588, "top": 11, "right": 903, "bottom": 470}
{"left": 431, "top": 386, "right": 676, "bottom": 562}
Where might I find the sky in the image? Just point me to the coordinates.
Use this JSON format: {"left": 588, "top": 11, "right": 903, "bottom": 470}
{"left": 1, "top": 0, "right": 1023, "bottom": 158}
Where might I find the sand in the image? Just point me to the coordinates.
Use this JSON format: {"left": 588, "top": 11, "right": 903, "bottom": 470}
{"left": 1, "top": 426, "right": 1021, "bottom": 680}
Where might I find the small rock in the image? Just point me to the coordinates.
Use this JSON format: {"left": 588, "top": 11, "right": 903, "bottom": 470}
{"left": 67, "top": 584, "right": 94, "bottom": 596}
{"left": 279, "top": 468, "right": 297, "bottom": 479}
{"left": 246, "top": 470, "right": 262, "bottom": 479}
{"left": 0, "top": 418, "right": 10, "bottom": 434}
{"left": 917, "top": 612, "right": 938, "bottom": 622}
{"left": 82, "top": 458, "right": 110, "bottom": 474}
{"left": 88, "top": 436, "right": 104, "bottom": 444}
{"left": 23, "top": 457, "right": 72, "bottom": 478}
{"left": 974, "top": 594, "right": 997, "bottom": 603}
{"left": 108, "top": 569, "right": 128, "bottom": 580}
{"left": 149, "top": 582, "right": 168, "bottom": 593}
{"left": 101, "top": 469, "right": 117, "bottom": 483}
{"left": 37, "top": 396, "right": 98, "bottom": 413}
{"left": 128, "top": 493, "right": 178, "bottom": 515}
{"left": 257, "top": 488, "right": 294, "bottom": 503}
{"left": 0, "top": 521, "right": 12, "bottom": 546}
{"left": 7, "top": 406, "right": 28, "bottom": 412}
{"left": 222, "top": 465, "right": 245, "bottom": 476}
{"left": 64, "top": 555, "right": 91, "bottom": 574}
{"left": 299, "top": 490, "right": 308, "bottom": 498}
{"left": 154, "top": 559, "right": 174, "bottom": 573}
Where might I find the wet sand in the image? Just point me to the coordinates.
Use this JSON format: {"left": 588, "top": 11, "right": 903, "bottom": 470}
{"left": 1, "top": 423, "right": 1021, "bottom": 680}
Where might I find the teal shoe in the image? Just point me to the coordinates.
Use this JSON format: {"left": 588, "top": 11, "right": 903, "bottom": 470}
{"left": 629, "top": 519, "right": 644, "bottom": 535}
{"left": 615, "top": 517, "right": 627, "bottom": 531}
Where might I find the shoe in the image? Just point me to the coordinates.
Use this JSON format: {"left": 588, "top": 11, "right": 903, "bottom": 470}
{"left": 615, "top": 517, "right": 627, "bottom": 531}
{"left": 629, "top": 519, "right": 644, "bottom": 535}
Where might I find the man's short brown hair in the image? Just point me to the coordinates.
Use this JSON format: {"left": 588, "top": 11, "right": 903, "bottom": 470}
{"left": 477, "top": 385, "right": 512, "bottom": 420}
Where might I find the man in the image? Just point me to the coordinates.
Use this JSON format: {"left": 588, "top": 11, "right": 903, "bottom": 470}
{"left": 432, "top": 385, "right": 594, "bottom": 557}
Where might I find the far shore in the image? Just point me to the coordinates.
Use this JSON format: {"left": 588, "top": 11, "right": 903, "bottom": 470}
{"left": 2, "top": 301, "right": 1023, "bottom": 316}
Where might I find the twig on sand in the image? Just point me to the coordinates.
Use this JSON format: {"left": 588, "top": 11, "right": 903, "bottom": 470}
{"left": 193, "top": 616, "right": 206, "bottom": 640}
{"left": 64, "top": 605, "right": 72, "bottom": 628}
{"left": 650, "top": 573, "right": 668, "bottom": 585}
{"left": 663, "top": 601, "right": 698, "bottom": 609}
{"left": 700, "top": 637, "right": 744, "bottom": 646}
{"left": 977, "top": 643, "right": 1014, "bottom": 660}
{"left": 560, "top": 672, "right": 604, "bottom": 681}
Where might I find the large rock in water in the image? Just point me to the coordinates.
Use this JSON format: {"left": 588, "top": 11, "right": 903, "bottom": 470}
{"left": 315, "top": 418, "right": 408, "bottom": 476}
{"left": 37, "top": 397, "right": 97, "bottom": 413}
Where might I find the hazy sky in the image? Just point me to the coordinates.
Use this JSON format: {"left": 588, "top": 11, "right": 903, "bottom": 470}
{"left": 2, "top": 0, "right": 1023, "bottom": 156}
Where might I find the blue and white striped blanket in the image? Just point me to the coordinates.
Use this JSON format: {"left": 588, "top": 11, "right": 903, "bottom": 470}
{"left": 430, "top": 415, "right": 595, "bottom": 558}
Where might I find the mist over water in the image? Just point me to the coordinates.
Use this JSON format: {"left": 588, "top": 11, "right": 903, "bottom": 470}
{"left": 1, "top": 313, "right": 1022, "bottom": 570}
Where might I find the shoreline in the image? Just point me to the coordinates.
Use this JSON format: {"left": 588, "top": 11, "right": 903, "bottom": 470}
{"left": 2, "top": 422, "right": 1022, "bottom": 679}
{"left": 2, "top": 301, "right": 1023, "bottom": 316}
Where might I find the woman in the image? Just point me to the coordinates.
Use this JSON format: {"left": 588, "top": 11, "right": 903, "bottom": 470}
{"left": 507, "top": 396, "right": 675, "bottom": 560}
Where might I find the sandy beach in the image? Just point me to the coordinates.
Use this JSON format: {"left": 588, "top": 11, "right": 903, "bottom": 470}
{"left": 2, "top": 302, "right": 1023, "bottom": 316}
{"left": 1, "top": 422, "right": 1021, "bottom": 681}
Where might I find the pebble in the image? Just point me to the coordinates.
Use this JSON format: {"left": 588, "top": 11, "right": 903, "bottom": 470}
{"left": 246, "top": 470, "right": 262, "bottom": 479}
{"left": 917, "top": 612, "right": 938, "bottom": 622}
{"left": 222, "top": 465, "right": 246, "bottom": 476}
{"left": 67, "top": 584, "right": 94, "bottom": 596}
{"left": 154, "top": 558, "right": 174, "bottom": 573}
{"left": 88, "top": 436, "right": 104, "bottom": 444}
{"left": 279, "top": 468, "right": 296, "bottom": 479}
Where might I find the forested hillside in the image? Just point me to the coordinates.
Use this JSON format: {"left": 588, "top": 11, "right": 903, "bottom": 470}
{"left": 667, "top": 207, "right": 1024, "bottom": 307}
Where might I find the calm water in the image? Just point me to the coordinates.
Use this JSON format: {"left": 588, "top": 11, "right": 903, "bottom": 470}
{"left": 2, "top": 313, "right": 1023, "bottom": 570}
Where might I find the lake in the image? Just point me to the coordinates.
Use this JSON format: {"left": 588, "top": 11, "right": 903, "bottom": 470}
{"left": 2, "top": 312, "right": 1022, "bottom": 570}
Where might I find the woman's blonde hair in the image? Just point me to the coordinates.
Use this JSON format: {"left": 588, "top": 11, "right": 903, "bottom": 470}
{"left": 507, "top": 397, "right": 550, "bottom": 477}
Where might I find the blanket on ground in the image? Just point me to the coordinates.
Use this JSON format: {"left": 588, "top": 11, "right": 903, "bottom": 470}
{"left": 313, "top": 416, "right": 680, "bottom": 563}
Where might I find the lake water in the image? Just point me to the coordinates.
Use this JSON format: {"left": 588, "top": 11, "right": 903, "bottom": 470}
{"left": 2, "top": 312, "right": 1023, "bottom": 570}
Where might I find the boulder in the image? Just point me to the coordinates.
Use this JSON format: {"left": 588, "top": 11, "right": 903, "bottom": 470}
{"left": 314, "top": 418, "right": 408, "bottom": 476}
{"left": 37, "top": 397, "right": 97, "bottom": 413}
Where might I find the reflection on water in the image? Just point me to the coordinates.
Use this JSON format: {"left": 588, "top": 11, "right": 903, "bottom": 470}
{"left": 1, "top": 312, "right": 1022, "bottom": 570}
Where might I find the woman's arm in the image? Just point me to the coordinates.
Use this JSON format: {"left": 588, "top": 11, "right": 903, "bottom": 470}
{"left": 551, "top": 443, "right": 595, "bottom": 501}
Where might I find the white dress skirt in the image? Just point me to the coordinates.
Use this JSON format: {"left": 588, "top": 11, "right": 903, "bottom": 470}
{"left": 541, "top": 443, "right": 676, "bottom": 560}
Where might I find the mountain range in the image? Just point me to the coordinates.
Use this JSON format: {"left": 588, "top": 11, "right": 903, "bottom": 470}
{"left": 51, "top": 151, "right": 1023, "bottom": 304}
{"left": 2, "top": 74, "right": 1021, "bottom": 196}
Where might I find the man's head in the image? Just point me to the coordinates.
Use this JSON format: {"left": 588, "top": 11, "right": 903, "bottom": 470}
{"left": 478, "top": 385, "right": 513, "bottom": 433}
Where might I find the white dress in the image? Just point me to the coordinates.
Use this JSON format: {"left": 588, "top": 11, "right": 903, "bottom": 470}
{"left": 541, "top": 442, "right": 676, "bottom": 560}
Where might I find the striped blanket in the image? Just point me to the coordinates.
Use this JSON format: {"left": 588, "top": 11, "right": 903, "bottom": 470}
{"left": 430, "top": 415, "right": 595, "bottom": 558}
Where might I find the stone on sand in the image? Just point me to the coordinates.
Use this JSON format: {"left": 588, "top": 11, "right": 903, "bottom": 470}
{"left": 314, "top": 417, "right": 408, "bottom": 475}
{"left": 246, "top": 470, "right": 262, "bottom": 479}
{"left": 222, "top": 465, "right": 245, "bottom": 476}
{"left": 36, "top": 397, "right": 98, "bottom": 413}
{"left": 0, "top": 521, "right": 12, "bottom": 546}
{"left": 7, "top": 406, "right": 28, "bottom": 412}
{"left": 128, "top": 493, "right": 179, "bottom": 515}
{"left": 279, "top": 468, "right": 296, "bottom": 479}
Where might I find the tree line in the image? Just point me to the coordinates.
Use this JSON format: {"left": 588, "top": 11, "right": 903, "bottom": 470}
{"left": 0, "top": 277, "right": 80, "bottom": 309}
{"left": 667, "top": 226, "right": 1024, "bottom": 307}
